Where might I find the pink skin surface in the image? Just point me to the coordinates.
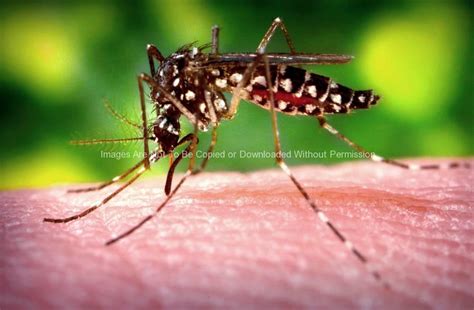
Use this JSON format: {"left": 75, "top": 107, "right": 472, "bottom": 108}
{"left": 1, "top": 159, "right": 473, "bottom": 309}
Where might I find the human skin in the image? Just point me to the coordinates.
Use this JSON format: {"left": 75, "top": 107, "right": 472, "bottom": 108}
{"left": 1, "top": 159, "right": 473, "bottom": 309}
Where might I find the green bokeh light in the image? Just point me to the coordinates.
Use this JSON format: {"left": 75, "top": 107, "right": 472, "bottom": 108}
{"left": 0, "top": 1, "right": 471, "bottom": 189}
{"left": 359, "top": 5, "right": 467, "bottom": 121}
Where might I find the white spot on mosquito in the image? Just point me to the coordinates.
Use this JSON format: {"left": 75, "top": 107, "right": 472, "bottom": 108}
{"left": 173, "top": 78, "right": 180, "bottom": 87}
{"left": 245, "top": 84, "right": 253, "bottom": 92}
{"left": 274, "top": 17, "right": 281, "bottom": 23}
{"left": 180, "top": 94, "right": 184, "bottom": 100}
{"left": 305, "top": 104, "right": 317, "bottom": 113}
{"left": 306, "top": 85, "right": 317, "bottom": 98}
{"left": 318, "top": 211, "right": 329, "bottom": 223}
{"left": 191, "top": 47, "right": 198, "bottom": 57}
{"left": 215, "top": 78, "right": 227, "bottom": 88}
{"left": 279, "top": 65, "right": 287, "bottom": 75}
{"left": 211, "top": 69, "right": 220, "bottom": 76}
{"left": 230, "top": 73, "right": 243, "bottom": 84}
{"left": 159, "top": 69, "right": 164, "bottom": 77}
{"left": 185, "top": 90, "right": 196, "bottom": 101}
{"left": 344, "top": 240, "right": 354, "bottom": 250}
{"left": 214, "top": 98, "right": 226, "bottom": 111}
{"left": 112, "top": 175, "right": 120, "bottom": 182}
{"left": 330, "top": 94, "right": 342, "bottom": 104}
{"left": 409, "top": 164, "right": 421, "bottom": 170}
{"left": 304, "top": 72, "right": 311, "bottom": 82}
{"left": 172, "top": 65, "right": 178, "bottom": 76}
{"left": 159, "top": 118, "right": 167, "bottom": 129}
{"left": 280, "top": 78, "right": 292, "bottom": 92}
{"left": 252, "top": 76, "right": 266, "bottom": 87}
{"left": 332, "top": 104, "right": 341, "bottom": 112}
{"left": 372, "top": 154, "right": 384, "bottom": 162}
{"left": 358, "top": 95, "right": 366, "bottom": 102}
{"left": 278, "top": 100, "right": 288, "bottom": 110}
{"left": 167, "top": 124, "right": 179, "bottom": 135}
{"left": 199, "top": 103, "right": 207, "bottom": 113}
{"left": 253, "top": 94, "right": 263, "bottom": 102}
{"left": 330, "top": 81, "right": 338, "bottom": 89}
{"left": 163, "top": 103, "right": 171, "bottom": 110}
{"left": 324, "top": 124, "right": 338, "bottom": 135}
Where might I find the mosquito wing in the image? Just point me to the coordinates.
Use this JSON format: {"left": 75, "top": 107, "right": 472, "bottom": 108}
{"left": 204, "top": 53, "right": 354, "bottom": 66}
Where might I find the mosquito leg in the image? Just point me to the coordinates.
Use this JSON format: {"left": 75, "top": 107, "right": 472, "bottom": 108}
{"left": 44, "top": 151, "right": 162, "bottom": 223}
{"left": 106, "top": 125, "right": 201, "bottom": 245}
{"left": 164, "top": 125, "right": 218, "bottom": 195}
{"left": 317, "top": 116, "right": 471, "bottom": 170}
{"left": 68, "top": 158, "right": 147, "bottom": 193}
{"left": 211, "top": 25, "right": 219, "bottom": 55}
{"left": 139, "top": 73, "right": 200, "bottom": 126}
{"left": 138, "top": 74, "right": 151, "bottom": 170}
{"left": 258, "top": 17, "right": 297, "bottom": 54}
{"left": 259, "top": 51, "right": 390, "bottom": 288}
{"left": 164, "top": 134, "right": 195, "bottom": 195}
{"left": 146, "top": 44, "right": 165, "bottom": 77}
{"left": 225, "top": 17, "right": 297, "bottom": 119}
{"left": 193, "top": 126, "right": 218, "bottom": 174}
{"left": 224, "top": 54, "right": 264, "bottom": 119}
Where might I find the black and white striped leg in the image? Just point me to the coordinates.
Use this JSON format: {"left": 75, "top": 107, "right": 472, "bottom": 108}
{"left": 225, "top": 17, "right": 297, "bottom": 119}
{"left": 106, "top": 123, "right": 201, "bottom": 245}
{"left": 45, "top": 151, "right": 163, "bottom": 224}
{"left": 317, "top": 117, "right": 471, "bottom": 170}
{"left": 258, "top": 17, "right": 297, "bottom": 54}
{"left": 260, "top": 51, "right": 390, "bottom": 289}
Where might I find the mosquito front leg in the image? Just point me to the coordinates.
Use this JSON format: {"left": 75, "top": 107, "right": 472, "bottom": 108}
{"left": 44, "top": 151, "right": 162, "bottom": 223}
{"left": 146, "top": 44, "right": 165, "bottom": 77}
{"left": 317, "top": 116, "right": 471, "bottom": 170}
{"left": 139, "top": 73, "right": 200, "bottom": 125}
{"left": 106, "top": 124, "right": 201, "bottom": 245}
{"left": 138, "top": 74, "right": 152, "bottom": 169}
{"left": 259, "top": 51, "right": 390, "bottom": 288}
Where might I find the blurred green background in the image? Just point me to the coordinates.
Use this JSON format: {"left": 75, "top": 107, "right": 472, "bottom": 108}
{"left": 1, "top": 0, "right": 472, "bottom": 189}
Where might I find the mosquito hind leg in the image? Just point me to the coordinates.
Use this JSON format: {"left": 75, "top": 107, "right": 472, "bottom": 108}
{"left": 258, "top": 17, "right": 297, "bottom": 54}
{"left": 258, "top": 51, "right": 390, "bottom": 288}
{"left": 317, "top": 116, "right": 471, "bottom": 170}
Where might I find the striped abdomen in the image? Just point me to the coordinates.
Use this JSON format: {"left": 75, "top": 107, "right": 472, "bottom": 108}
{"left": 217, "top": 65, "right": 380, "bottom": 116}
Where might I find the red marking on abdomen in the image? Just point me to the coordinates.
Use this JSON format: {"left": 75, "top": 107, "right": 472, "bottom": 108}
{"left": 251, "top": 89, "right": 317, "bottom": 106}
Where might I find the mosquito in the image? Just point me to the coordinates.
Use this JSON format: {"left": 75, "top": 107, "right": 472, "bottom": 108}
{"left": 44, "top": 17, "right": 469, "bottom": 288}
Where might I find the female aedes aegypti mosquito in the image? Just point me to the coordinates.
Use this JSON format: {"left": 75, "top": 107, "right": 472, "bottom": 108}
{"left": 45, "top": 18, "right": 469, "bottom": 288}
